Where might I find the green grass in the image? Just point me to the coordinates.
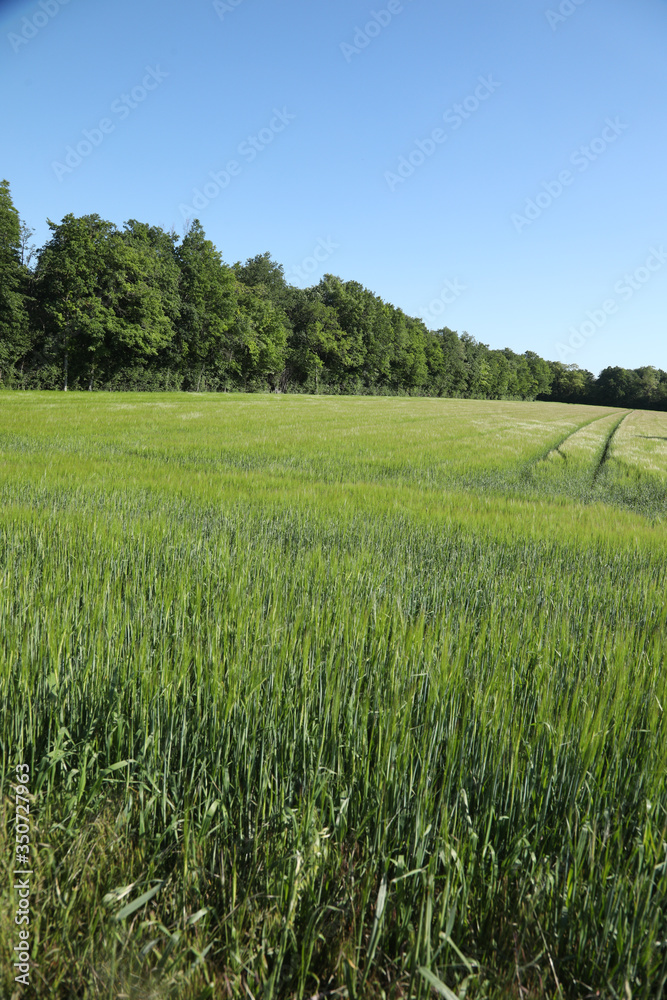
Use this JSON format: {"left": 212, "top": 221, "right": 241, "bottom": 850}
{"left": 0, "top": 392, "right": 666, "bottom": 1000}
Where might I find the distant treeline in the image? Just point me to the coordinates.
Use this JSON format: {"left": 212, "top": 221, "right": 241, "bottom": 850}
{"left": 1, "top": 180, "right": 666, "bottom": 409}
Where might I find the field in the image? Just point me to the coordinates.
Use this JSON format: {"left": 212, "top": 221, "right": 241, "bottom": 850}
{"left": 0, "top": 392, "right": 666, "bottom": 1000}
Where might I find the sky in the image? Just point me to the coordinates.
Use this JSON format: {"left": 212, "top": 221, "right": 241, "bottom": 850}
{"left": 1, "top": 0, "right": 666, "bottom": 375}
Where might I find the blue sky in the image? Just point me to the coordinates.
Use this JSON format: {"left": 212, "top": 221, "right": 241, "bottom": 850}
{"left": 2, "top": 0, "right": 666, "bottom": 374}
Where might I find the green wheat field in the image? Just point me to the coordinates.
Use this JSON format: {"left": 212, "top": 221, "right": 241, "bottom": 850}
{"left": 1, "top": 392, "right": 666, "bottom": 1000}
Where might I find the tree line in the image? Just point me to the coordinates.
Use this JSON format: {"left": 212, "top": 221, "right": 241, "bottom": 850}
{"left": 1, "top": 180, "right": 666, "bottom": 409}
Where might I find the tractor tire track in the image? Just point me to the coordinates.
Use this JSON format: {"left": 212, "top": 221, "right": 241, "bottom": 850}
{"left": 592, "top": 409, "right": 634, "bottom": 484}
{"left": 534, "top": 409, "right": 630, "bottom": 467}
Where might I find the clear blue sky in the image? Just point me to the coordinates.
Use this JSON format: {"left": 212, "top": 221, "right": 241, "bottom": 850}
{"left": 2, "top": 0, "right": 666, "bottom": 374}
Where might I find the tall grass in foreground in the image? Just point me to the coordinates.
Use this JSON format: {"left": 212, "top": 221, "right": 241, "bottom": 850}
{"left": 1, "top": 493, "right": 666, "bottom": 999}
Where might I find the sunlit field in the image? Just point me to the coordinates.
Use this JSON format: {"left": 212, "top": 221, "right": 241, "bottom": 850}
{"left": 1, "top": 392, "right": 666, "bottom": 1000}
{"left": 610, "top": 409, "right": 667, "bottom": 476}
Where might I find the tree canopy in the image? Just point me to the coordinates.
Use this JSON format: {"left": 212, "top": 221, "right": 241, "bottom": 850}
{"left": 1, "top": 181, "right": 665, "bottom": 409}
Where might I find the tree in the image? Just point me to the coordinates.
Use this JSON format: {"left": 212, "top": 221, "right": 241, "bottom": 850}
{"left": 524, "top": 350, "right": 553, "bottom": 398}
{"left": 32, "top": 214, "right": 113, "bottom": 389}
{"left": 284, "top": 288, "right": 346, "bottom": 391}
{"left": 118, "top": 220, "right": 181, "bottom": 380}
{"left": 596, "top": 366, "right": 641, "bottom": 407}
{"left": 488, "top": 350, "right": 511, "bottom": 398}
{"left": 121, "top": 221, "right": 181, "bottom": 329}
{"left": 19, "top": 220, "right": 36, "bottom": 270}
{"left": 233, "top": 252, "right": 289, "bottom": 308}
{"left": 34, "top": 214, "right": 179, "bottom": 389}
{"left": 314, "top": 276, "right": 369, "bottom": 385}
{"left": 229, "top": 284, "right": 288, "bottom": 390}
{"left": 460, "top": 332, "right": 492, "bottom": 397}
{"left": 546, "top": 362, "right": 594, "bottom": 403}
{"left": 0, "top": 180, "right": 30, "bottom": 384}
{"left": 425, "top": 328, "right": 467, "bottom": 396}
{"left": 176, "top": 220, "right": 236, "bottom": 389}
{"left": 6, "top": 182, "right": 667, "bottom": 404}
{"left": 635, "top": 366, "right": 661, "bottom": 406}
{"left": 394, "top": 313, "right": 428, "bottom": 391}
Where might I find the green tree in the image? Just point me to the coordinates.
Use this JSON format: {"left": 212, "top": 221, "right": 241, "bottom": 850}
{"left": 547, "top": 362, "right": 594, "bottom": 402}
{"left": 461, "top": 332, "right": 492, "bottom": 397}
{"left": 425, "top": 328, "right": 467, "bottom": 396}
{"left": 230, "top": 284, "right": 289, "bottom": 390}
{"left": 233, "top": 252, "right": 289, "bottom": 309}
{"left": 488, "top": 350, "right": 512, "bottom": 398}
{"left": 33, "top": 214, "right": 114, "bottom": 389}
{"left": 117, "top": 220, "right": 181, "bottom": 383}
{"left": 0, "top": 180, "right": 30, "bottom": 384}
{"left": 524, "top": 350, "right": 553, "bottom": 398}
{"left": 314, "top": 276, "right": 369, "bottom": 386}
{"left": 284, "top": 288, "right": 345, "bottom": 391}
{"left": 34, "top": 214, "right": 180, "bottom": 389}
{"left": 635, "top": 366, "right": 661, "bottom": 406}
{"left": 395, "top": 314, "right": 429, "bottom": 391}
{"left": 121, "top": 221, "right": 181, "bottom": 331}
{"left": 176, "top": 220, "right": 236, "bottom": 389}
{"left": 596, "top": 366, "right": 641, "bottom": 407}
